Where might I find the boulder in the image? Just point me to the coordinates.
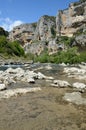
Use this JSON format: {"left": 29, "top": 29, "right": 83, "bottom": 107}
{"left": 51, "top": 80, "right": 71, "bottom": 87}
{"left": 0, "top": 84, "right": 6, "bottom": 91}
{"left": 63, "top": 92, "right": 86, "bottom": 105}
{"left": 27, "top": 78, "right": 35, "bottom": 83}
{"left": 4, "top": 78, "right": 16, "bottom": 85}
{"left": 63, "top": 66, "right": 86, "bottom": 80}
{"left": 0, "top": 87, "right": 41, "bottom": 99}
{"left": 73, "top": 82, "right": 86, "bottom": 89}
{"left": 5, "top": 67, "right": 24, "bottom": 74}
{"left": 37, "top": 72, "right": 46, "bottom": 79}
{"left": 64, "top": 67, "right": 86, "bottom": 74}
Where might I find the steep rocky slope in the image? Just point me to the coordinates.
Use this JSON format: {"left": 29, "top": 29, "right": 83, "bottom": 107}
{"left": 56, "top": 1, "right": 86, "bottom": 37}
{"left": 9, "top": 15, "right": 56, "bottom": 45}
{"left": 9, "top": 23, "right": 37, "bottom": 45}
{"left": 34, "top": 15, "right": 56, "bottom": 41}
{"left": 8, "top": 0, "right": 86, "bottom": 55}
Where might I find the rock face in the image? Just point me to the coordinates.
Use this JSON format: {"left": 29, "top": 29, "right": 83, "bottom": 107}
{"left": 73, "top": 34, "right": 86, "bottom": 48}
{"left": 9, "top": 15, "right": 56, "bottom": 54}
{"left": 8, "top": 1, "right": 86, "bottom": 54}
{"left": 9, "top": 23, "right": 37, "bottom": 45}
{"left": 9, "top": 15, "right": 56, "bottom": 45}
{"left": 9, "top": 1, "right": 86, "bottom": 42}
{"left": 56, "top": 1, "right": 86, "bottom": 37}
{"left": 34, "top": 15, "right": 56, "bottom": 41}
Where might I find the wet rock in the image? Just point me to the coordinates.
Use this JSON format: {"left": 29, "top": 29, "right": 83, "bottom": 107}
{"left": 4, "top": 77, "right": 16, "bottom": 85}
{"left": 0, "top": 71, "right": 3, "bottom": 74}
{"left": 63, "top": 92, "right": 86, "bottom": 105}
{"left": 63, "top": 66, "right": 86, "bottom": 80}
{"left": 73, "top": 82, "right": 86, "bottom": 89}
{"left": 0, "top": 67, "right": 53, "bottom": 85}
{"left": 27, "top": 78, "right": 35, "bottom": 83}
{"left": 26, "top": 71, "right": 37, "bottom": 79}
{"left": 45, "top": 64, "right": 52, "bottom": 70}
{"left": 37, "top": 72, "right": 46, "bottom": 79}
{"left": 6, "top": 67, "right": 24, "bottom": 74}
{"left": 64, "top": 67, "right": 86, "bottom": 74}
{"left": 46, "top": 76, "right": 54, "bottom": 80}
{"left": 0, "top": 84, "right": 6, "bottom": 91}
{"left": 0, "top": 87, "right": 41, "bottom": 99}
{"left": 51, "top": 80, "right": 71, "bottom": 88}
{"left": 59, "top": 63, "right": 67, "bottom": 66}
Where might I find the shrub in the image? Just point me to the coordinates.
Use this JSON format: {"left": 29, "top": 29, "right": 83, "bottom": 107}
{"left": 56, "top": 36, "right": 75, "bottom": 46}
{"left": 0, "top": 36, "right": 24, "bottom": 56}
{"left": 33, "top": 47, "right": 85, "bottom": 64}
{"left": 35, "top": 52, "right": 49, "bottom": 63}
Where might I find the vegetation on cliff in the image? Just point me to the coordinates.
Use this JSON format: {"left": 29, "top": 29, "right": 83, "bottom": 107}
{"left": 0, "top": 27, "right": 25, "bottom": 57}
{"left": 32, "top": 47, "right": 86, "bottom": 64}
{"left": 0, "top": 36, "right": 25, "bottom": 56}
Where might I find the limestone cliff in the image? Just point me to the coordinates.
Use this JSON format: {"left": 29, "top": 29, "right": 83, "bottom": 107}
{"left": 9, "top": 15, "right": 56, "bottom": 45}
{"left": 56, "top": 1, "right": 86, "bottom": 37}
{"left": 34, "top": 15, "right": 56, "bottom": 41}
{"left": 8, "top": 0, "right": 86, "bottom": 55}
{"left": 9, "top": 23, "right": 37, "bottom": 45}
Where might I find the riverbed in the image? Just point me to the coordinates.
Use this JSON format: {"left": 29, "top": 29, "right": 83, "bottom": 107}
{"left": 0, "top": 63, "right": 86, "bottom": 130}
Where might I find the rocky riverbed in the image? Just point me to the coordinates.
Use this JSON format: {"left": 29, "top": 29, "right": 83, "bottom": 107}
{"left": 0, "top": 63, "right": 86, "bottom": 130}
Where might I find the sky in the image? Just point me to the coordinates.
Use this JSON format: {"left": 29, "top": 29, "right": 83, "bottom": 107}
{"left": 0, "top": 0, "right": 79, "bottom": 31}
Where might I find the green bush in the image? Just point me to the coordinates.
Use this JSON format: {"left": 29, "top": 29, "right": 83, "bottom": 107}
{"left": 0, "top": 36, "right": 24, "bottom": 56}
{"left": 33, "top": 47, "right": 86, "bottom": 64}
{"left": 24, "top": 52, "right": 34, "bottom": 60}
{"left": 11, "top": 41, "right": 25, "bottom": 56}
{"left": 56, "top": 36, "right": 75, "bottom": 46}
{"left": 35, "top": 52, "right": 49, "bottom": 63}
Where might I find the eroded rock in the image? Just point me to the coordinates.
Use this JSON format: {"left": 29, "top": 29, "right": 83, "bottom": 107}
{"left": 63, "top": 92, "right": 86, "bottom": 105}
{"left": 0, "top": 84, "right": 6, "bottom": 91}
{"left": 0, "top": 87, "right": 41, "bottom": 99}
{"left": 51, "top": 80, "right": 71, "bottom": 88}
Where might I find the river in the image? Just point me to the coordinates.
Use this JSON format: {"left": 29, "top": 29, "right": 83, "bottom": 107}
{"left": 0, "top": 63, "right": 86, "bottom": 130}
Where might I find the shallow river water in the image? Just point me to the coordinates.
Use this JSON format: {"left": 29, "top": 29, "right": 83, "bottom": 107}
{"left": 0, "top": 63, "right": 86, "bottom": 130}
